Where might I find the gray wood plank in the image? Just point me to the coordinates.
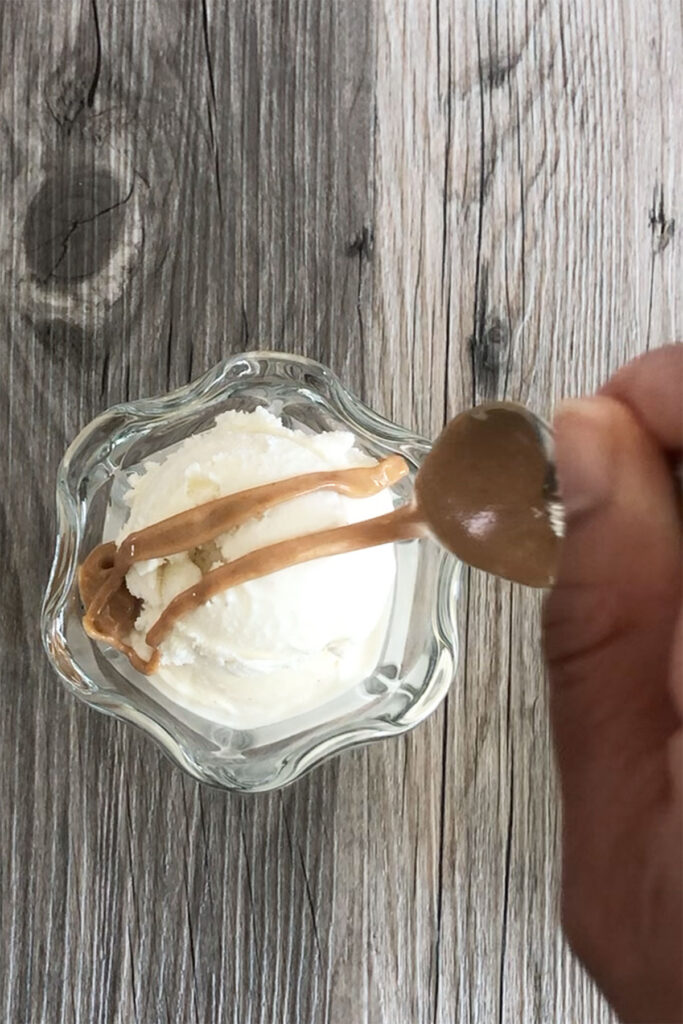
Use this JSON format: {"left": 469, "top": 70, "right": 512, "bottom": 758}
{"left": 1, "top": 2, "right": 376, "bottom": 1023}
{"left": 0, "top": 1, "right": 680, "bottom": 1023}
{"left": 372, "top": 2, "right": 680, "bottom": 1023}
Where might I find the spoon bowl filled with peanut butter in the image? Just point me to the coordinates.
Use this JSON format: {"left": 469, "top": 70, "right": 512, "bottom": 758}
{"left": 414, "top": 402, "right": 563, "bottom": 587}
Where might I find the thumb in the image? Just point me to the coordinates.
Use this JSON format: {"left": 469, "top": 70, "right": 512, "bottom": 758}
{"left": 543, "top": 396, "right": 681, "bottom": 810}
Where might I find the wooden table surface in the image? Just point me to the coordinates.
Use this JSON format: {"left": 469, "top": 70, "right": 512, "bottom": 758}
{"left": 0, "top": 2, "right": 680, "bottom": 1022}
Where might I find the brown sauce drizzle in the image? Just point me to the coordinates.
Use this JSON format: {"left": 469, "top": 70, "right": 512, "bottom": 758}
{"left": 80, "top": 455, "right": 415, "bottom": 674}
{"left": 80, "top": 403, "right": 561, "bottom": 674}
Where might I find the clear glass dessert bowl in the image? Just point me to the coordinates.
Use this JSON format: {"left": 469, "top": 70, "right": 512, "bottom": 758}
{"left": 41, "top": 351, "right": 460, "bottom": 791}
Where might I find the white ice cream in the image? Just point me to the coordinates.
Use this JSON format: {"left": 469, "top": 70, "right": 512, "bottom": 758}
{"left": 118, "top": 407, "right": 397, "bottom": 728}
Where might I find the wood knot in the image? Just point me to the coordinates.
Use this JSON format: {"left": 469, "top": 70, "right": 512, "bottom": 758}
{"left": 24, "top": 168, "right": 130, "bottom": 285}
{"left": 469, "top": 316, "right": 511, "bottom": 397}
{"left": 649, "top": 187, "right": 675, "bottom": 254}
{"left": 346, "top": 226, "right": 373, "bottom": 260}
{"left": 472, "top": 314, "right": 509, "bottom": 367}
{"left": 468, "top": 262, "right": 511, "bottom": 398}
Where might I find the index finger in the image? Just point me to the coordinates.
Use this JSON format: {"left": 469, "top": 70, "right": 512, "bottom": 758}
{"left": 600, "top": 344, "right": 683, "bottom": 451}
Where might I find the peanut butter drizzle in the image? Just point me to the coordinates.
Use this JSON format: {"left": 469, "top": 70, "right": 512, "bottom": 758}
{"left": 78, "top": 543, "right": 154, "bottom": 674}
{"left": 147, "top": 504, "right": 424, "bottom": 649}
{"left": 80, "top": 455, "right": 413, "bottom": 673}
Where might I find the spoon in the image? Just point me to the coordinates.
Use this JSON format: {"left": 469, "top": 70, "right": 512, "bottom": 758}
{"left": 414, "top": 401, "right": 563, "bottom": 587}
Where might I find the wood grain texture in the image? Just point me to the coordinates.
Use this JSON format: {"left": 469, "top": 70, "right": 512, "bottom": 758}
{"left": 0, "top": 1, "right": 679, "bottom": 1022}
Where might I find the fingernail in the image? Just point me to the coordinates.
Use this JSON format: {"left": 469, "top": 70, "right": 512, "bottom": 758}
{"left": 553, "top": 398, "right": 615, "bottom": 517}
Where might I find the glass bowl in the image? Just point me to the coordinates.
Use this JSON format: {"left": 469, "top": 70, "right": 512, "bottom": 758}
{"left": 41, "top": 351, "right": 460, "bottom": 791}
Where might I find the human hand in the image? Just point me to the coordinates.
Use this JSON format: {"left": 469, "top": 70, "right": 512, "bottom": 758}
{"left": 543, "top": 345, "right": 683, "bottom": 1023}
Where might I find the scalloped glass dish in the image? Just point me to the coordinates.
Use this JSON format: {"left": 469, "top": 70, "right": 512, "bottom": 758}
{"left": 41, "top": 352, "right": 460, "bottom": 791}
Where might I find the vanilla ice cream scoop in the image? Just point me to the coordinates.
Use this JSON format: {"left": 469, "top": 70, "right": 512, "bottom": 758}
{"left": 112, "top": 407, "right": 397, "bottom": 728}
